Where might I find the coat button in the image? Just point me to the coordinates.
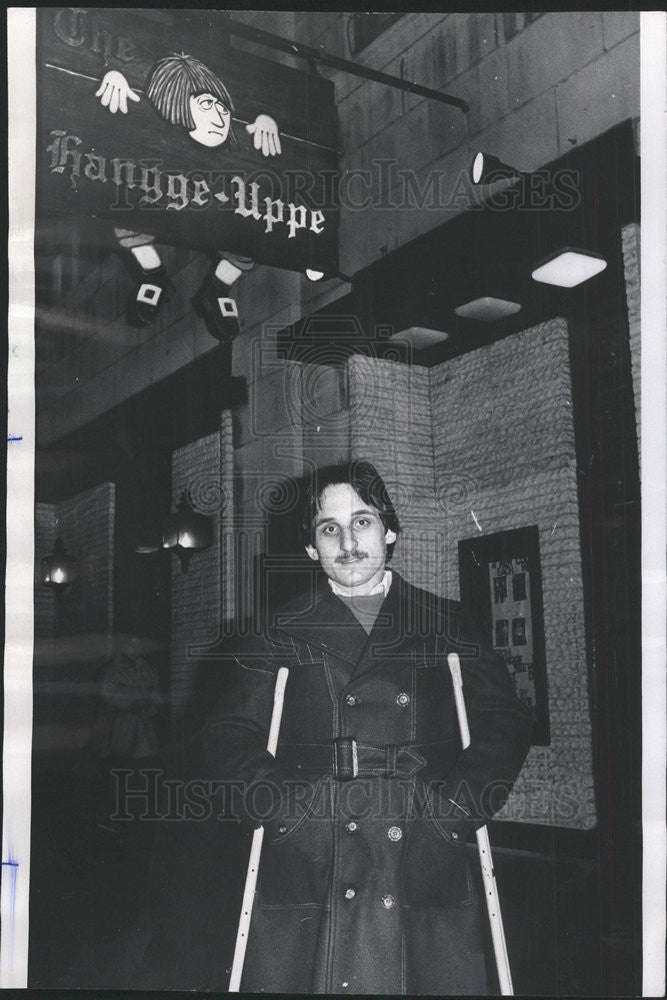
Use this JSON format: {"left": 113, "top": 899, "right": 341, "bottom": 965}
{"left": 345, "top": 821, "right": 358, "bottom": 833}
{"left": 387, "top": 825, "right": 403, "bottom": 842}
{"left": 345, "top": 694, "right": 358, "bottom": 706}
{"left": 396, "top": 692, "right": 410, "bottom": 707}
{"left": 344, "top": 887, "right": 356, "bottom": 900}
{"left": 381, "top": 894, "right": 396, "bottom": 909}
{"left": 451, "top": 830, "right": 459, "bottom": 840}
{"left": 278, "top": 825, "right": 288, "bottom": 835}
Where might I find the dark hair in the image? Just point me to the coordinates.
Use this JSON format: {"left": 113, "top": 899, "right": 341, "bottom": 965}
{"left": 300, "top": 460, "right": 401, "bottom": 559}
{"left": 146, "top": 53, "right": 236, "bottom": 142}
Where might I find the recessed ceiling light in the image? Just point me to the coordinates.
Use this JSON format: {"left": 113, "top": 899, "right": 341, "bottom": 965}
{"left": 389, "top": 327, "right": 449, "bottom": 349}
{"left": 454, "top": 297, "right": 522, "bottom": 322}
{"left": 531, "top": 249, "right": 607, "bottom": 288}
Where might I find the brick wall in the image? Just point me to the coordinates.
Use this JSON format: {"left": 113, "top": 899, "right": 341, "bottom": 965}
{"left": 348, "top": 319, "right": 596, "bottom": 829}
{"left": 170, "top": 411, "right": 234, "bottom": 725}
{"left": 35, "top": 483, "right": 116, "bottom": 639}
{"left": 621, "top": 221, "right": 641, "bottom": 466}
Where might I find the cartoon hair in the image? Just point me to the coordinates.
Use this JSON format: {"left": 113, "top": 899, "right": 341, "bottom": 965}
{"left": 146, "top": 53, "right": 236, "bottom": 142}
{"left": 299, "top": 460, "right": 401, "bottom": 560}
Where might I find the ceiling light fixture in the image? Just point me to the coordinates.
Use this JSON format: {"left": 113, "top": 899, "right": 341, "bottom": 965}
{"left": 531, "top": 248, "right": 607, "bottom": 288}
{"left": 454, "top": 297, "right": 522, "bottom": 322}
{"left": 389, "top": 327, "right": 450, "bottom": 349}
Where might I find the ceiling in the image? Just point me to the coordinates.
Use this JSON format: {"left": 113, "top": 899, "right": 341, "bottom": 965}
{"left": 279, "top": 119, "right": 639, "bottom": 367}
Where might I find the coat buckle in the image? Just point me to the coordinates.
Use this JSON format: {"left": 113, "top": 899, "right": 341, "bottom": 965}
{"left": 333, "top": 737, "right": 358, "bottom": 780}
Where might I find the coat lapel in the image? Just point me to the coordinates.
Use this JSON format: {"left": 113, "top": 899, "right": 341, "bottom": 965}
{"left": 274, "top": 572, "right": 444, "bottom": 684}
{"left": 273, "top": 576, "right": 369, "bottom": 665}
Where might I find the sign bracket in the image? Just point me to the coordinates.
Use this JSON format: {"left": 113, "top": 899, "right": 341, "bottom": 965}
{"left": 217, "top": 17, "right": 470, "bottom": 115}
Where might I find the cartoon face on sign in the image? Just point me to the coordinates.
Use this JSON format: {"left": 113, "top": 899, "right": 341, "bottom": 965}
{"left": 188, "top": 93, "right": 232, "bottom": 148}
{"left": 96, "top": 52, "right": 281, "bottom": 155}
{"left": 147, "top": 54, "right": 236, "bottom": 149}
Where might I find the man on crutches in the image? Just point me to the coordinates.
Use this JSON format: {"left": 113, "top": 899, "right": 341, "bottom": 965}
{"left": 201, "top": 461, "right": 532, "bottom": 994}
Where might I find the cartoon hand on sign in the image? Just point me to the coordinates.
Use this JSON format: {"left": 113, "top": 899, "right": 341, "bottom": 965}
{"left": 95, "top": 70, "right": 140, "bottom": 115}
{"left": 246, "top": 114, "right": 282, "bottom": 157}
{"left": 93, "top": 54, "right": 284, "bottom": 339}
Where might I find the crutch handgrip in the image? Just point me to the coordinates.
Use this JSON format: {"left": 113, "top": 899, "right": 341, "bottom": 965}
{"left": 229, "top": 667, "right": 289, "bottom": 992}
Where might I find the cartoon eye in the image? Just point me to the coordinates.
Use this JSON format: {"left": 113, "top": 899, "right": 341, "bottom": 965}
{"left": 217, "top": 103, "right": 229, "bottom": 115}
{"left": 199, "top": 98, "right": 214, "bottom": 110}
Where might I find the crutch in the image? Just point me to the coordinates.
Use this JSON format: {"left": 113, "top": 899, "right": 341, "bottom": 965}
{"left": 229, "top": 666, "right": 289, "bottom": 992}
{"left": 447, "top": 652, "right": 514, "bottom": 996}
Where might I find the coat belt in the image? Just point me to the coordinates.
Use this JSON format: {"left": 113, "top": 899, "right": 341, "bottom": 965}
{"left": 277, "top": 740, "right": 438, "bottom": 780}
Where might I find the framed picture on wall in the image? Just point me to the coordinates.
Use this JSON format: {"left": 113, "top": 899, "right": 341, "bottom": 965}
{"left": 458, "top": 526, "right": 550, "bottom": 745}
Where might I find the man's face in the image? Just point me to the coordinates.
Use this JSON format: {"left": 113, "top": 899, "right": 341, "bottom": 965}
{"left": 188, "top": 92, "right": 231, "bottom": 147}
{"left": 305, "top": 482, "right": 396, "bottom": 593}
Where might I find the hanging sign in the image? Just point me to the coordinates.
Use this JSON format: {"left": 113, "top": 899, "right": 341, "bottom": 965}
{"left": 37, "top": 8, "right": 340, "bottom": 272}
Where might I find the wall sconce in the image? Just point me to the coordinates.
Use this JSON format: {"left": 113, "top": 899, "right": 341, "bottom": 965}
{"left": 41, "top": 537, "right": 79, "bottom": 591}
{"left": 162, "top": 492, "right": 214, "bottom": 572}
{"left": 470, "top": 151, "right": 527, "bottom": 185}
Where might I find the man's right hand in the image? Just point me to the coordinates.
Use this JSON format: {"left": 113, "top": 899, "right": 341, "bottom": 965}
{"left": 95, "top": 70, "right": 140, "bottom": 114}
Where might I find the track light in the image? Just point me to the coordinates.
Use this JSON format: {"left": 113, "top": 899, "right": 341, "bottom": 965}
{"left": 470, "top": 152, "right": 526, "bottom": 185}
{"left": 304, "top": 268, "right": 354, "bottom": 283}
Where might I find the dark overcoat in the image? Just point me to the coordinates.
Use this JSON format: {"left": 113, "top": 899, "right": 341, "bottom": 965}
{"left": 201, "top": 572, "right": 532, "bottom": 995}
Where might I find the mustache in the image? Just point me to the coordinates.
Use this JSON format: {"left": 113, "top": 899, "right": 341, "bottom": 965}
{"left": 335, "top": 551, "right": 369, "bottom": 564}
